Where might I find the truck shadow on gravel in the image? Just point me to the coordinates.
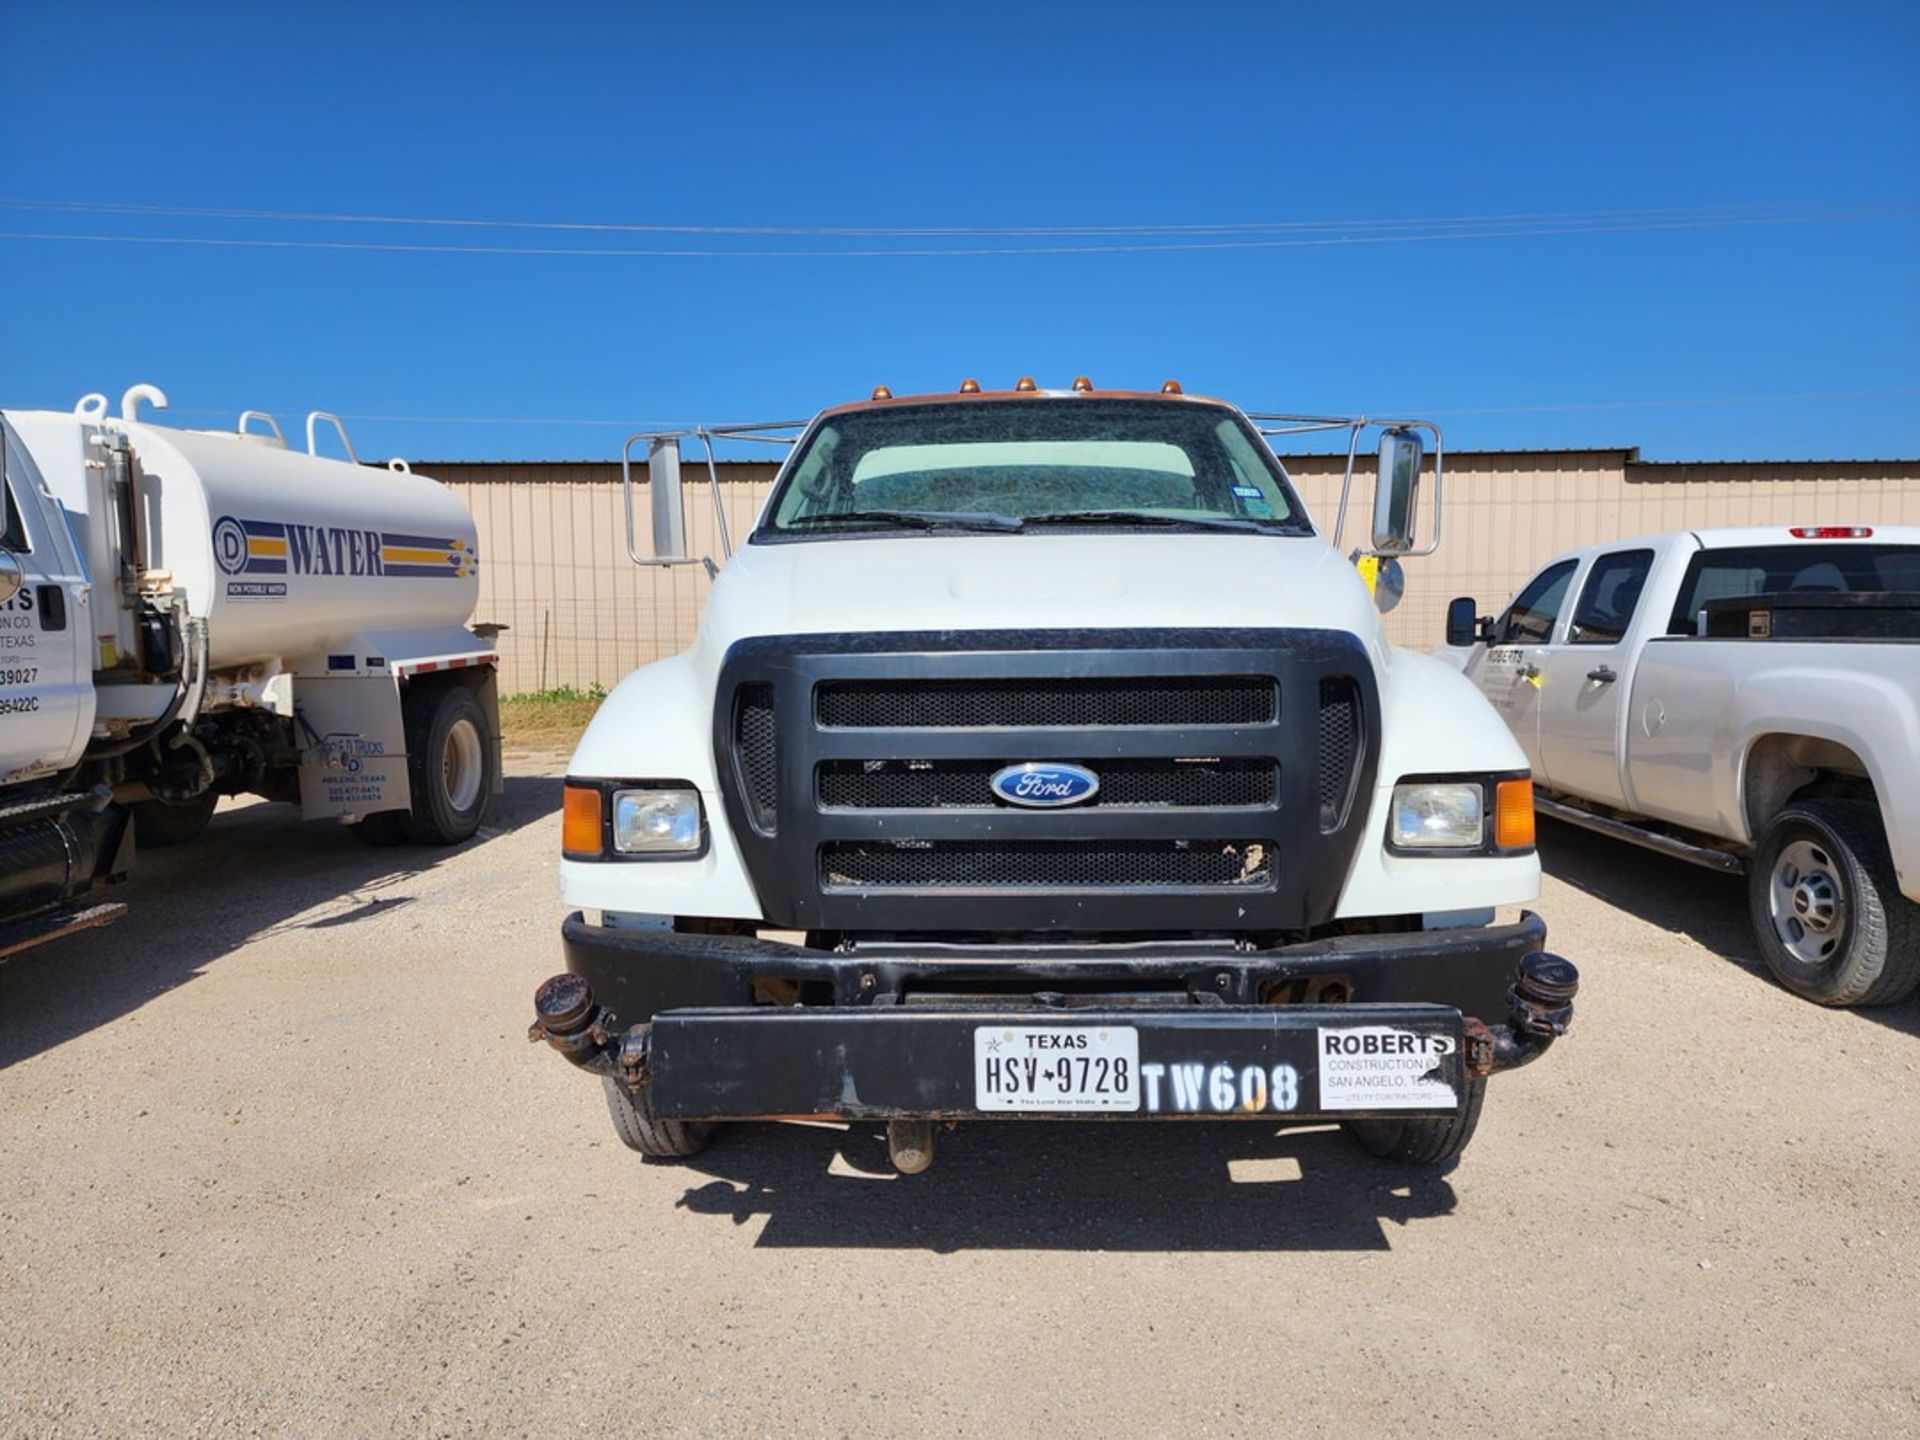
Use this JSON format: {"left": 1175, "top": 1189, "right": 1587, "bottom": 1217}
{"left": 671, "top": 1120, "right": 1456, "bottom": 1251}
{"left": 0, "top": 774, "right": 563, "bottom": 1070}
{"left": 1538, "top": 817, "right": 1920, "bottom": 1038}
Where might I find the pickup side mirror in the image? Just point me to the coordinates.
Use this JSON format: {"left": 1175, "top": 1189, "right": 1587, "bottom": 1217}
{"left": 0, "top": 549, "right": 22, "bottom": 606}
{"left": 1371, "top": 428, "right": 1423, "bottom": 553}
{"left": 647, "top": 437, "right": 689, "bottom": 561}
{"left": 1446, "top": 595, "right": 1483, "bottom": 647}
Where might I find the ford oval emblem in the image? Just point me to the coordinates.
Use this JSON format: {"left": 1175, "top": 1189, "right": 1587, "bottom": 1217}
{"left": 990, "top": 762, "right": 1101, "bottom": 808}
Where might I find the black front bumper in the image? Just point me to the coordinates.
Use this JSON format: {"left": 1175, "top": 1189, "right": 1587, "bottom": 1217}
{"left": 544, "top": 913, "right": 1574, "bottom": 1122}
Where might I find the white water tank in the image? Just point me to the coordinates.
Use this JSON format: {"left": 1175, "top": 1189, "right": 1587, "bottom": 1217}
{"left": 122, "top": 422, "right": 480, "bottom": 669}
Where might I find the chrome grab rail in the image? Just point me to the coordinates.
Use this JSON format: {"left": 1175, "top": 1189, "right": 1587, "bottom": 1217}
{"left": 304, "top": 411, "right": 359, "bottom": 464}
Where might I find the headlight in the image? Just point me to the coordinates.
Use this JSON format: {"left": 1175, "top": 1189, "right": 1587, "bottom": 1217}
{"left": 1390, "top": 782, "right": 1485, "bottom": 849}
{"left": 611, "top": 788, "right": 703, "bottom": 854}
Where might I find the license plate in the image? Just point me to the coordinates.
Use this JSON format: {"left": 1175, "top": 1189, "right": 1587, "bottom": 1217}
{"left": 973, "top": 1025, "right": 1140, "bottom": 1111}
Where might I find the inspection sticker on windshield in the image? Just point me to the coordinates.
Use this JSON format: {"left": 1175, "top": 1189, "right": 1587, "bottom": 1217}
{"left": 975, "top": 1025, "right": 1140, "bottom": 1111}
{"left": 1316, "top": 1025, "right": 1458, "bottom": 1110}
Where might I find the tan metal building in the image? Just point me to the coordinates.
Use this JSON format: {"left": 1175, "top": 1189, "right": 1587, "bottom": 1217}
{"left": 426, "top": 449, "right": 1920, "bottom": 694}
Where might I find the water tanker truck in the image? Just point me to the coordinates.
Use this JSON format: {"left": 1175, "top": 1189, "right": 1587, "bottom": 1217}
{"left": 0, "top": 384, "right": 500, "bottom": 958}
{"left": 530, "top": 380, "right": 1580, "bottom": 1176}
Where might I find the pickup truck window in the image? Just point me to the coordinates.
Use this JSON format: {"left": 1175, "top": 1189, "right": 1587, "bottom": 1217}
{"left": 1568, "top": 548, "right": 1654, "bottom": 645}
{"left": 1667, "top": 543, "right": 1920, "bottom": 635}
{"left": 1497, "top": 559, "right": 1578, "bottom": 645}
{"left": 759, "top": 398, "right": 1311, "bottom": 539}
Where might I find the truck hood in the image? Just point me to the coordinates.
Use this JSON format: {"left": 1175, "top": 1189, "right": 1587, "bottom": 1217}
{"left": 697, "top": 533, "right": 1386, "bottom": 659}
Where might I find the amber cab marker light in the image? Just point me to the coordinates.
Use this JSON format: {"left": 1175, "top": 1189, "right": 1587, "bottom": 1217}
{"left": 1014, "top": 376, "right": 1038, "bottom": 392}
{"left": 958, "top": 378, "right": 981, "bottom": 394}
{"left": 562, "top": 784, "right": 605, "bottom": 857}
{"left": 1161, "top": 379, "right": 1183, "bottom": 394}
{"left": 1071, "top": 376, "right": 1094, "bottom": 393}
{"left": 870, "top": 385, "right": 893, "bottom": 401}
{"left": 1495, "top": 778, "right": 1536, "bottom": 850}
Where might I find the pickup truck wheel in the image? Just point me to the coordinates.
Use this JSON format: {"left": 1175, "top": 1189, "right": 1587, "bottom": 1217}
{"left": 398, "top": 684, "right": 496, "bottom": 846}
{"left": 131, "top": 791, "right": 218, "bottom": 849}
{"left": 1343, "top": 1076, "right": 1485, "bottom": 1167}
{"left": 1750, "top": 800, "right": 1919, "bottom": 1006}
{"left": 602, "top": 1075, "right": 713, "bottom": 1158}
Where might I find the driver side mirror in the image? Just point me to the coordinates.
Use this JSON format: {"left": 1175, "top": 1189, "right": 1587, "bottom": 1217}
{"left": 0, "top": 549, "right": 22, "bottom": 606}
{"left": 1371, "top": 428, "right": 1423, "bottom": 553}
{"left": 647, "top": 437, "right": 689, "bottom": 561}
{"left": 1446, "top": 595, "right": 1486, "bottom": 647}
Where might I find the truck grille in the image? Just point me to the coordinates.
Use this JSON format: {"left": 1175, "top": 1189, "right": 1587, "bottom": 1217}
{"left": 733, "top": 684, "right": 779, "bottom": 833}
{"left": 821, "top": 840, "right": 1274, "bottom": 891}
{"left": 819, "top": 757, "right": 1276, "bottom": 811}
{"left": 817, "top": 676, "right": 1275, "bottom": 729}
{"left": 713, "top": 630, "right": 1379, "bottom": 934}
{"left": 1316, "top": 677, "right": 1361, "bottom": 831}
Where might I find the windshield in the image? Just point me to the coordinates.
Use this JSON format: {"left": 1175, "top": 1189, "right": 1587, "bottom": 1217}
{"left": 757, "top": 399, "right": 1311, "bottom": 539}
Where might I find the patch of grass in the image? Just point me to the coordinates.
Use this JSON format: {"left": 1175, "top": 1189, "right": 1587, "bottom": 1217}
{"left": 500, "top": 684, "right": 606, "bottom": 751}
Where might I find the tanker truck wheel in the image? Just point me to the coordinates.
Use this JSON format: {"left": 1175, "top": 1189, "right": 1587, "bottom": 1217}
{"left": 132, "top": 791, "right": 219, "bottom": 849}
{"left": 398, "top": 683, "right": 497, "bottom": 846}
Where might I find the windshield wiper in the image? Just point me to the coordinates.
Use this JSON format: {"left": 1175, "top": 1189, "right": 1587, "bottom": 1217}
{"left": 786, "top": 508, "right": 1022, "bottom": 533}
{"left": 1020, "top": 509, "right": 1274, "bottom": 534}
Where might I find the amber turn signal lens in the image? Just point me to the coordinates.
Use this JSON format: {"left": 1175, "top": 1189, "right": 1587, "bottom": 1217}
{"left": 562, "top": 784, "right": 604, "bottom": 857}
{"left": 1494, "top": 778, "right": 1536, "bottom": 850}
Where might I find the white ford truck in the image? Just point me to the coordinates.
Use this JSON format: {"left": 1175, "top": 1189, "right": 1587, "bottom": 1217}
{"left": 531, "top": 381, "right": 1579, "bottom": 1175}
{"left": 1450, "top": 526, "right": 1919, "bottom": 1006}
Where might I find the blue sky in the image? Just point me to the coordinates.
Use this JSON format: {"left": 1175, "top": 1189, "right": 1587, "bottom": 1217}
{"left": 1, "top": 1, "right": 1915, "bottom": 462}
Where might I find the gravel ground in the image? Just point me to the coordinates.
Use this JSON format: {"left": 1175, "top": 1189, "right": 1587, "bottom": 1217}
{"left": 2, "top": 757, "right": 1916, "bottom": 1436}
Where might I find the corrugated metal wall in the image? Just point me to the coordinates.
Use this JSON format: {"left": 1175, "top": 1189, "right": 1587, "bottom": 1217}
{"left": 438, "top": 453, "right": 1920, "bottom": 694}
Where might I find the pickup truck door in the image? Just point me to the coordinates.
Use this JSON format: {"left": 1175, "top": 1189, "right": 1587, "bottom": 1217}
{"left": 1536, "top": 547, "right": 1656, "bottom": 806}
{"left": 1466, "top": 557, "right": 1579, "bottom": 775}
{"left": 0, "top": 425, "right": 94, "bottom": 782}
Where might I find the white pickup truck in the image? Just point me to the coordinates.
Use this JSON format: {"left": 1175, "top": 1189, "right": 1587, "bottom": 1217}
{"left": 1450, "top": 525, "right": 1919, "bottom": 1006}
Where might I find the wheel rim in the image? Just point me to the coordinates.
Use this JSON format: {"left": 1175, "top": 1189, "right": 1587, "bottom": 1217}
{"left": 1768, "top": 838, "right": 1848, "bottom": 965}
{"left": 441, "top": 716, "right": 484, "bottom": 814}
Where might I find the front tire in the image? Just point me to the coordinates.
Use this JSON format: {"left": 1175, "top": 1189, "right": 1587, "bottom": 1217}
{"left": 131, "top": 791, "right": 219, "bottom": 849}
{"left": 1749, "top": 799, "right": 1919, "bottom": 1007}
{"left": 602, "top": 1076, "right": 713, "bottom": 1159}
{"left": 1343, "top": 1076, "right": 1486, "bottom": 1167}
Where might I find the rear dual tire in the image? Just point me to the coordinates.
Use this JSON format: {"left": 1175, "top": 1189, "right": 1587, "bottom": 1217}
{"left": 354, "top": 682, "right": 495, "bottom": 847}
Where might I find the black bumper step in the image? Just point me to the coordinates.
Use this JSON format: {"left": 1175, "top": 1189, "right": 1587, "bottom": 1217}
{"left": 644, "top": 1001, "right": 1469, "bottom": 1122}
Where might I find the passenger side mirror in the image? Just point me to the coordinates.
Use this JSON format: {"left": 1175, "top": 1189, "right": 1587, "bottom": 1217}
{"left": 1371, "top": 428, "right": 1423, "bottom": 554}
{"left": 647, "top": 437, "right": 689, "bottom": 561}
{"left": 0, "top": 549, "right": 21, "bottom": 605}
{"left": 1445, "top": 595, "right": 1482, "bottom": 647}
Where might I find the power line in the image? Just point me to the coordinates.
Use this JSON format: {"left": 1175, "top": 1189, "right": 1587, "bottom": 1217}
{"left": 2, "top": 206, "right": 1914, "bottom": 259}
{"left": 132, "top": 387, "right": 1920, "bottom": 431}
{"left": 2, "top": 196, "right": 1909, "bottom": 238}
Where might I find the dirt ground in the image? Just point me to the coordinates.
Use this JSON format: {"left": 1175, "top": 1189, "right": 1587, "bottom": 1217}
{"left": 2, "top": 755, "right": 1916, "bottom": 1436}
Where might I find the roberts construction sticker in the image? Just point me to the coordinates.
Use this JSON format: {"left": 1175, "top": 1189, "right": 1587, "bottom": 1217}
{"left": 1316, "top": 1025, "right": 1458, "bottom": 1110}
